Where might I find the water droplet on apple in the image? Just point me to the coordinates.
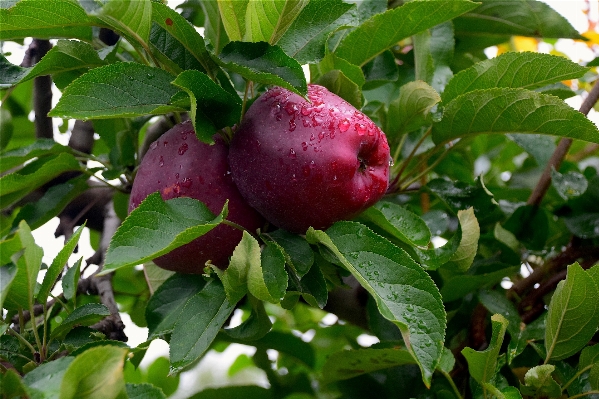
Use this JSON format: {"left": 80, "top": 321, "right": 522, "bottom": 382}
{"left": 289, "top": 119, "right": 296, "bottom": 131}
{"left": 389, "top": 158, "right": 395, "bottom": 167}
{"left": 289, "top": 148, "right": 297, "bottom": 159}
{"left": 180, "top": 177, "right": 192, "bottom": 188}
{"left": 333, "top": 175, "right": 337, "bottom": 181}
{"left": 175, "top": 173, "right": 179, "bottom": 179}
{"left": 310, "top": 133, "right": 316, "bottom": 141}
{"left": 302, "top": 165, "right": 311, "bottom": 176}
{"left": 150, "top": 141, "right": 158, "bottom": 150}
{"left": 301, "top": 106, "right": 312, "bottom": 116}
{"left": 318, "top": 131, "right": 325, "bottom": 141}
{"left": 302, "top": 119, "right": 310, "bottom": 127}
{"left": 355, "top": 123, "right": 367, "bottom": 135}
{"left": 301, "top": 142, "right": 308, "bottom": 151}
{"left": 285, "top": 102, "right": 298, "bottom": 115}
{"left": 159, "top": 156, "right": 164, "bottom": 167}
{"left": 354, "top": 111, "right": 364, "bottom": 120}
{"left": 178, "top": 143, "right": 188, "bottom": 155}
{"left": 338, "top": 119, "right": 350, "bottom": 132}
{"left": 330, "top": 130, "right": 335, "bottom": 139}
{"left": 163, "top": 141, "right": 168, "bottom": 146}
{"left": 276, "top": 114, "right": 282, "bottom": 121}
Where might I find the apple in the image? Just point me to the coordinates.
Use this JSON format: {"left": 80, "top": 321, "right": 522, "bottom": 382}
{"left": 129, "top": 120, "right": 264, "bottom": 273}
{"left": 229, "top": 84, "right": 391, "bottom": 233}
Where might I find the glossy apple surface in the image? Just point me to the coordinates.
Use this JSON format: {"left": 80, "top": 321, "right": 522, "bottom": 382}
{"left": 229, "top": 84, "right": 390, "bottom": 233}
{"left": 129, "top": 121, "right": 264, "bottom": 273}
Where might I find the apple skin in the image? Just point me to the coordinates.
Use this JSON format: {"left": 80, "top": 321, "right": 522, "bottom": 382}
{"left": 229, "top": 84, "right": 391, "bottom": 234}
{"left": 129, "top": 120, "right": 264, "bottom": 273}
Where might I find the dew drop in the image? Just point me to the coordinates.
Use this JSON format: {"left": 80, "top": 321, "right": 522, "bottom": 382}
{"left": 163, "top": 141, "right": 168, "bottom": 146}
{"left": 289, "top": 148, "right": 297, "bottom": 159}
{"left": 173, "top": 184, "right": 180, "bottom": 195}
{"left": 301, "top": 142, "right": 308, "bottom": 151}
{"left": 149, "top": 141, "right": 158, "bottom": 150}
{"left": 178, "top": 143, "right": 188, "bottom": 155}
{"left": 338, "top": 119, "right": 350, "bottom": 132}
{"left": 302, "top": 165, "right": 311, "bottom": 176}
{"left": 301, "top": 106, "right": 312, "bottom": 116}
{"left": 310, "top": 133, "right": 316, "bottom": 141}
{"left": 354, "top": 111, "right": 364, "bottom": 120}
{"left": 159, "top": 156, "right": 164, "bottom": 167}
{"left": 147, "top": 73, "right": 153, "bottom": 79}
{"left": 289, "top": 119, "right": 296, "bottom": 131}
{"left": 389, "top": 158, "right": 395, "bottom": 167}
{"left": 180, "top": 177, "right": 192, "bottom": 188}
{"left": 276, "top": 113, "right": 282, "bottom": 121}
{"left": 318, "top": 131, "right": 325, "bottom": 141}
{"left": 355, "top": 123, "right": 367, "bottom": 135}
{"left": 175, "top": 173, "right": 180, "bottom": 179}
{"left": 330, "top": 130, "right": 335, "bottom": 139}
{"left": 285, "top": 102, "right": 298, "bottom": 115}
{"left": 302, "top": 119, "right": 310, "bottom": 127}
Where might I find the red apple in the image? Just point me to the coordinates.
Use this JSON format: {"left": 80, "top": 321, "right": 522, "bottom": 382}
{"left": 129, "top": 121, "right": 264, "bottom": 273}
{"left": 229, "top": 84, "right": 391, "bottom": 233}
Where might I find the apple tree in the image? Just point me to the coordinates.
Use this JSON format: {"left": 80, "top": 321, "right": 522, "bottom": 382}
{"left": 2, "top": 0, "right": 599, "bottom": 398}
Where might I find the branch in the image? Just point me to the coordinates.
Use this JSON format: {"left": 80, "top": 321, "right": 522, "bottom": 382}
{"left": 527, "top": 79, "right": 599, "bottom": 207}
{"left": 22, "top": 39, "right": 55, "bottom": 139}
{"left": 324, "top": 276, "right": 369, "bottom": 330}
{"left": 68, "top": 120, "right": 95, "bottom": 155}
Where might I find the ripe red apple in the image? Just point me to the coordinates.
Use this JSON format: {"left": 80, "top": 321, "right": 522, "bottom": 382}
{"left": 129, "top": 121, "right": 264, "bottom": 273}
{"left": 229, "top": 84, "right": 391, "bottom": 233}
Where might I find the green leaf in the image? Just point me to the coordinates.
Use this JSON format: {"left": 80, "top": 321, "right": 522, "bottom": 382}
{"left": 218, "top": 41, "right": 306, "bottom": 96}
{"left": 507, "top": 133, "right": 556, "bottom": 166}
{"left": 363, "top": 50, "right": 399, "bottom": 87}
{"left": 102, "top": 193, "right": 224, "bottom": 274}
{"left": 454, "top": 0, "right": 583, "bottom": 40}
{"left": 520, "top": 365, "right": 562, "bottom": 398}
{"left": 437, "top": 347, "right": 456, "bottom": 374}
{"left": 23, "top": 356, "right": 74, "bottom": 399}
{"left": 334, "top": 0, "right": 479, "bottom": 66}
{"left": 286, "top": 254, "right": 328, "bottom": 309}
{"left": 462, "top": 314, "right": 508, "bottom": 384}
{"left": 545, "top": 263, "right": 599, "bottom": 362}
{"left": 359, "top": 201, "right": 431, "bottom": 249}
{"left": 0, "top": 40, "right": 106, "bottom": 88}
{"left": 444, "top": 208, "right": 479, "bottom": 272}
{"left": 187, "top": 385, "right": 271, "bottom": 399}
{"left": 266, "top": 229, "right": 313, "bottom": 277}
{"left": 478, "top": 289, "right": 521, "bottom": 337}
{"left": 49, "top": 63, "right": 185, "bottom": 120}
{"left": 125, "top": 383, "right": 167, "bottom": 399}
{"left": 0, "top": 0, "right": 92, "bottom": 41}
{"left": 579, "top": 344, "right": 599, "bottom": 371}
{"left": 3, "top": 221, "right": 43, "bottom": 310}
{"left": 432, "top": 88, "right": 599, "bottom": 145}
{"left": 315, "top": 53, "right": 365, "bottom": 88}
{"left": 385, "top": 81, "right": 441, "bottom": 138}
{"left": 94, "top": 0, "right": 152, "bottom": 47}
{"left": 51, "top": 303, "right": 111, "bottom": 339}
{"left": 60, "top": 345, "right": 127, "bottom": 399}
{"left": 38, "top": 224, "right": 85, "bottom": 303}
{"left": 244, "top": 0, "right": 308, "bottom": 44}
{"left": 200, "top": 1, "right": 230, "bottom": 55}
{"left": 0, "top": 264, "right": 17, "bottom": 310}
{"left": 63, "top": 257, "right": 82, "bottom": 302}
{"left": 150, "top": 1, "right": 216, "bottom": 75}
{"left": 277, "top": 0, "right": 354, "bottom": 64}
{"left": 589, "top": 363, "right": 599, "bottom": 391}
{"left": 12, "top": 175, "right": 88, "bottom": 232}
{"left": 315, "top": 70, "right": 362, "bottom": 108}
{"left": 443, "top": 52, "right": 588, "bottom": 104}
{"left": 169, "top": 279, "right": 236, "bottom": 374}
{"left": 224, "top": 296, "right": 272, "bottom": 341}
{"left": 248, "top": 241, "right": 287, "bottom": 303}
{"left": 146, "top": 274, "right": 207, "bottom": 339}
{"left": 551, "top": 169, "right": 588, "bottom": 200}
{"left": 564, "top": 213, "right": 599, "bottom": 239}
{"left": 322, "top": 348, "right": 415, "bottom": 384}
{"left": 0, "top": 152, "right": 82, "bottom": 209}
{"left": 218, "top": 231, "right": 260, "bottom": 304}
{"left": 441, "top": 264, "right": 518, "bottom": 303}
{"left": 0, "top": 369, "right": 28, "bottom": 399}
{"left": 143, "top": 262, "right": 175, "bottom": 294}
{"left": 170, "top": 69, "right": 241, "bottom": 143}
{"left": 307, "top": 222, "right": 446, "bottom": 387}
{"left": 218, "top": 0, "right": 249, "bottom": 42}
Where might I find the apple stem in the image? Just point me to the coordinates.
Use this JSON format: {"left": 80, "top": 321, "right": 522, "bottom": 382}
{"left": 222, "top": 219, "right": 248, "bottom": 233}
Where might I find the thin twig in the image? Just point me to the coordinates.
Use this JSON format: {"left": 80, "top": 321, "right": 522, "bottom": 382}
{"left": 527, "top": 79, "right": 599, "bottom": 206}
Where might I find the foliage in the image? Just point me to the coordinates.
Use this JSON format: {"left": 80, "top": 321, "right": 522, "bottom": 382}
{"left": 1, "top": 0, "right": 599, "bottom": 398}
